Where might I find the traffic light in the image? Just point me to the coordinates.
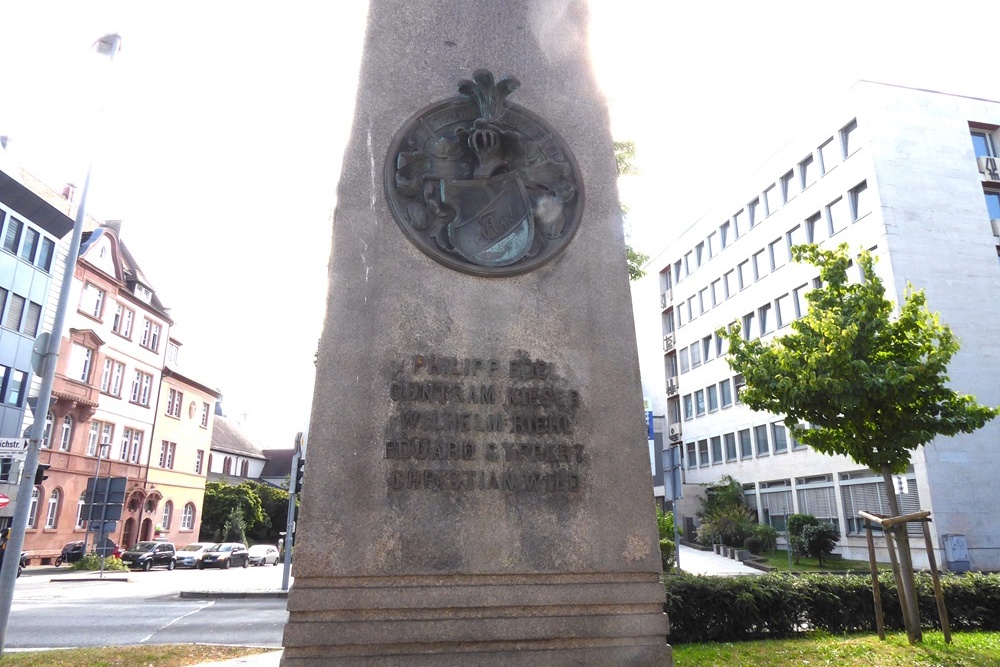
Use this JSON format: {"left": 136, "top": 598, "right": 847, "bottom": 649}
{"left": 34, "top": 464, "right": 50, "bottom": 485}
{"left": 294, "top": 457, "right": 305, "bottom": 494}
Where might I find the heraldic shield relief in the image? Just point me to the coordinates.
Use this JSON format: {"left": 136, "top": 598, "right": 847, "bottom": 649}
{"left": 385, "top": 69, "right": 584, "bottom": 277}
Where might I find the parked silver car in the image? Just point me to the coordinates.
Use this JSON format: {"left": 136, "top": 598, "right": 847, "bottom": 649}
{"left": 248, "top": 544, "right": 280, "bottom": 566}
{"left": 175, "top": 542, "right": 214, "bottom": 568}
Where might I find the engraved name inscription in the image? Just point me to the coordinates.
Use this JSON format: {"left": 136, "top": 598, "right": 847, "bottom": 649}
{"left": 384, "top": 354, "right": 584, "bottom": 493}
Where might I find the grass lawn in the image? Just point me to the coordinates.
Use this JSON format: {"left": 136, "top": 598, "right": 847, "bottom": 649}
{"left": 673, "top": 631, "right": 1000, "bottom": 666}
{"left": 754, "top": 549, "right": 891, "bottom": 573}
{"left": 0, "top": 644, "right": 272, "bottom": 667}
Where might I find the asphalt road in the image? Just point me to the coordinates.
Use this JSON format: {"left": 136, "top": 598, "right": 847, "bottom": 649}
{"left": 6, "top": 564, "right": 289, "bottom": 649}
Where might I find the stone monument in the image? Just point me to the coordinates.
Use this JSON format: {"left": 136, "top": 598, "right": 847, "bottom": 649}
{"left": 282, "top": 1, "right": 671, "bottom": 664}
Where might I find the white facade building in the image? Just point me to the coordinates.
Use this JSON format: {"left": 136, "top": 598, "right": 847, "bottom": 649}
{"left": 636, "top": 81, "right": 1000, "bottom": 572}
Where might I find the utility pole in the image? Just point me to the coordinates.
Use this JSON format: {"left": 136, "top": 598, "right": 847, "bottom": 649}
{"left": 281, "top": 433, "right": 303, "bottom": 591}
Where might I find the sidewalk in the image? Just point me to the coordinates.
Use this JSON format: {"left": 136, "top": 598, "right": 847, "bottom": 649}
{"left": 676, "top": 543, "right": 764, "bottom": 576}
{"left": 192, "top": 650, "right": 283, "bottom": 667}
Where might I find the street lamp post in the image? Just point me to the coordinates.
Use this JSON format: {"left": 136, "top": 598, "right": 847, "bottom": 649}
{"left": 0, "top": 33, "right": 121, "bottom": 656}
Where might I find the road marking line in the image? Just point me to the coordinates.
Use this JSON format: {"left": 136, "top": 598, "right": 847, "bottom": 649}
{"left": 140, "top": 600, "right": 214, "bottom": 642}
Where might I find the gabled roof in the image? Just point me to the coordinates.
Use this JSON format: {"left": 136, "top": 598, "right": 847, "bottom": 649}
{"left": 210, "top": 415, "right": 267, "bottom": 460}
{"left": 260, "top": 449, "right": 295, "bottom": 477}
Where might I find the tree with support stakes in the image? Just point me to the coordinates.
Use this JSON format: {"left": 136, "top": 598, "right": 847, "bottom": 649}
{"left": 719, "top": 243, "right": 999, "bottom": 644}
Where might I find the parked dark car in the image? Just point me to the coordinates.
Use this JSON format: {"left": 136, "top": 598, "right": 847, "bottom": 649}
{"left": 55, "top": 541, "right": 85, "bottom": 566}
{"left": 121, "top": 541, "right": 176, "bottom": 571}
{"left": 198, "top": 543, "right": 249, "bottom": 569}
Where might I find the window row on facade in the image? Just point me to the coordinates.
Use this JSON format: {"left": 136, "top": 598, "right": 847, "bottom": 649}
{"left": 25, "top": 485, "right": 197, "bottom": 532}
{"left": 1, "top": 207, "right": 57, "bottom": 273}
{"left": 670, "top": 179, "right": 871, "bottom": 333}
{"left": 79, "top": 281, "right": 162, "bottom": 353}
{"left": 0, "top": 287, "right": 44, "bottom": 339}
{"left": 683, "top": 420, "right": 800, "bottom": 471}
{"left": 664, "top": 119, "right": 862, "bottom": 293}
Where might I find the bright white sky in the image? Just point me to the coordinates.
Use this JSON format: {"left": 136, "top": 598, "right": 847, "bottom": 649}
{"left": 2, "top": 1, "right": 997, "bottom": 448}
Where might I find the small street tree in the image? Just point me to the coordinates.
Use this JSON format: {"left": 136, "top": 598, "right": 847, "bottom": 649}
{"left": 613, "top": 140, "right": 649, "bottom": 281}
{"left": 721, "top": 243, "right": 999, "bottom": 642}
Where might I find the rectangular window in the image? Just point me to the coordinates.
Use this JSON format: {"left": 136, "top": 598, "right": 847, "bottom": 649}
{"left": 971, "top": 129, "right": 998, "bottom": 158}
{"left": 131, "top": 370, "right": 153, "bottom": 406}
{"left": 80, "top": 283, "right": 105, "bottom": 319}
{"left": 195, "top": 449, "right": 205, "bottom": 474}
{"left": 201, "top": 402, "right": 210, "bottom": 428}
{"left": 752, "top": 249, "right": 768, "bottom": 281}
{"left": 101, "top": 423, "right": 114, "bottom": 453}
{"left": 769, "top": 238, "right": 787, "bottom": 271}
{"left": 806, "top": 212, "right": 827, "bottom": 243}
{"left": 759, "top": 303, "right": 774, "bottom": 335}
{"left": 763, "top": 185, "right": 779, "bottom": 216}
{"left": 707, "top": 231, "right": 717, "bottom": 258}
{"left": 711, "top": 436, "right": 722, "bottom": 463}
{"left": 37, "top": 237, "right": 55, "bottom": 272}
{"left": 719, "top": 221, "right": 730, "bottom": 248}
{"left": 3, "top": 217, "right": 23, "bottom": 254}
{"left": 724, "top": 433, "right": 737, "bottom": 461}
{"left": 159, "top": 441, "right": 177, "bottom": 469}
{"left": 754, "top": 424, "right": 770, "bottom": 456}
{"left": 738, "top": 429, "right": 753, "bottom": 458}
{"left": 683, "top": 252, "right": 692, "bottom": 276}
{"left": 698, "top": 439, "right": 709, "bottom": 467}
{"left": 5, "top": 370, "right": 26, "bottom": 406}
{"left": 4, "top": 294, "right": 24, "bottom": 330}
{"left": 686, "top": 442, "right": 696, "bottom": 469}
{"left": 771, "top": 422, "right": 788, "bottom": 453}
{"left": 141, "top": 319, "right": 161, "bottom": 352}
{"left": 841, "top": 119, "right": 859, "bottom": 157}
{"left": 775, "top": 293, "right": 792, "bottom": 328}
{"left": 690, "top": 343, "right": 702, "bottom": 367}
{"left": 120, "top": 427, "right": 133, "bottom": 460}
{"left": 737, "top": 260, "right": 751, "bottom": 290}
{"left": 780, "top": 170, "right": 797, "bottom": 202}
{"left": 695, "top": 389, "right": 706, "bottom": 416}
{"left": 70, "top": 343, "right": 93, "bottom": 382}
{"left": 23, "top": 301, "right": 41, "bottom": 336}
{"left": 742, "top": 311, "right": 757, "bottom": 340}
{"left": 686, "top": 296, "right": 695, "bottom": 322}
{"left": 819, "top": 137, "right": 841, "bottom": 173}
{"left": 827, "top": 196, "right": 849, "bottom": 235}
{"left": 673, "top": 260, "right": 682, "bottom": 284}
{"left": 850, "top": 181, "right": 871, "bottom": 220}
{"left": 793, "top": 284, "right": 810, "bottom": 319}
{"left": 733, "top": 209, "right": 745, "bottom": 238}
{"left": 716, "top": 330, "right": 729, "bottom": 358}
{"left": 702, "top": 335, "right": 713, "bottom": 363}
{"left": 748, "top": 198, "right": 761, "bottom": 228}
{"left": 167, "top": 388, "right": 183, "bottom": 418}
{"left": 698, "top": 288, "right": 708, "bottom": 314}
{"left": 88, "top": 422, "right": 100, "bottom": 456}
{"left": 679, "top": 347, "right": 690, "bottom": 374}
{"left": 683, "top": 394, "right": 693, "bottom": 420}
{"left": 130, "top": 429, "right": 143, "bottom": 464}
{"left": 20, "top": 228, "right": 39, "bottom": 262}
{"left": 800, "top": 154, "right": 817, "bottom": 190}
{"left": 786, "top": 224, "right": 806, "bottom": 256}
{"left": 695, "top": 242, "right": 705, "bottom": 267}
{"left": 722, "top": 270, "right": 735, "bottom": 298}
{"left": 986, "top": 191, "right": 1000, "bottom": 219}
{"left": 112, "top": 303, "right": 135, "bottom": 337}
{"left": 707, "top": 384, "right": 719, "bottom": 411}
{"left": 719, "top": 379, "right": 733, "bottom": 407}
{"left": 709, "top": 279, "right": 721, "bottom": 307}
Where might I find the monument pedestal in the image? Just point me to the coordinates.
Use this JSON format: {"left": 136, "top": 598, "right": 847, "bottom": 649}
{"left": 283, "top": 1, "right": 670, "bottom": 664}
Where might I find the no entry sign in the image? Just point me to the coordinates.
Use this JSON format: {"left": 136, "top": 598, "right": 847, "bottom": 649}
{"left": 0, "top": 493, "right": 10, "bottom": 509}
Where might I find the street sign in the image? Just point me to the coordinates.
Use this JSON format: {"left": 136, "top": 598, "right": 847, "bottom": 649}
{"left": 0, "top": 439, "right": 28, "bottom": 460}
{"left": 0, "top": 494, "right": 9, "bottom": 509}
{"left": 95, "top": 537, "right": 116, "bottom": 558}
{"left": 31, "top": 332, "right": 51, "bottom": 376}
{"left": 89, "top": 520, "right": 117, "bottom": 534}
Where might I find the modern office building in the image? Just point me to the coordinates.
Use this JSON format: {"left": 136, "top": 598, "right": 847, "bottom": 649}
{"left": 0, "top": 164, "right": 74, "bottom": 536}
{"left": 635, "top": 81, "right": 1000, "bottom": 571}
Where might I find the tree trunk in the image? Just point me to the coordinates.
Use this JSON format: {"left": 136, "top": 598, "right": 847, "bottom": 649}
{"left": 881, "top": 466, "right": 922, "bottom": 643}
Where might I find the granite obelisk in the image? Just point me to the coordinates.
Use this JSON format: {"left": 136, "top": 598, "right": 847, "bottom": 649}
{"left": 282, "top": 1, "right": 671, "bottom": 664}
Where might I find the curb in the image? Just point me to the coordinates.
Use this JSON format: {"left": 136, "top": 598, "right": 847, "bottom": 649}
{"left": 180, "top": 590, "right": 289, "bottom": 600}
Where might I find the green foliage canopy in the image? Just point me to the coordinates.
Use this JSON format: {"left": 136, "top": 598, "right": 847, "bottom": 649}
{"left": 721, "top": 244, "right": 998, "bottom": 474}
{"left": 201, "top": 481, "right": 265, "bottom": 542}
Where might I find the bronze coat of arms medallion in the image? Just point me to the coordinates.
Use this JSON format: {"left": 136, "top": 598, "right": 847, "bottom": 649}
{"left": 385, "top": 69, "right": 584, "bottom": 277}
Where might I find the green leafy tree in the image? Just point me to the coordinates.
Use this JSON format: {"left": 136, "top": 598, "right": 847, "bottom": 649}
{"left": 246, "top": 481, "right": 290, "bottom": 544}
{"left": 721, "top": 243, "right": 999, "bottom": 641}
{"left": 221, "top": 505, "right": 248, "bottom": 544}
{"left": 655, "top": 506, "right": 680, "bottom": 571}
{"left": 613, "top": 140, "right": 649, "bottom": 281}
{"left": 696, "top": 475, "right": 755, "bottom": 547}
{"left": 200, "top": 481, "right": 266, "bottom": 542}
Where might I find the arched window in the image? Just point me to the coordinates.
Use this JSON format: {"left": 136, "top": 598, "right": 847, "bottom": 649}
{"left": 223, "top": 457, "right": 232, "bottom": 474}
{"left": 60, "top": 415, "right": 74, "bottom": 451}
{"left": 161, "top": 500, "right": 173, "bottom": 530}
{"left": 27, "top": 487, "right": 40, "bottom": 528}
{"left": 181, "top": 502, "right": 195, "bottom": 530}
{"left": 75, "top": 491, "right": 88, "bottom": 529}
{"left": 240, "top": 460, "right": 249, "bottom": 477}
{"left": 45, "top": 489, "right": 61, "bottom": 528}
{"left": 43, "top": 412, "right": 54, "bottom": 449}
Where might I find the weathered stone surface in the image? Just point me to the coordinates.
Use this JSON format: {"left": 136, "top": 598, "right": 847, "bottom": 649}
{"left": 282, "top": 0, "right": 670, "bottom": 664}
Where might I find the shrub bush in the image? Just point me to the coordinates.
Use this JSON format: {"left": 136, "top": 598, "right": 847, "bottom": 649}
{"left": 663, "top": 570, "right": 1000, "bottom": 643}
{"left": 752, "top": 523, "right": 778, "bottom": 553}
{"left": 659, "top": 538, "right": 676, "bottom": 572}
{"left": 70, "top": 554, "right": 128, "bottom": 571}
{"left": 744, "top": 536, "right": 764, "bottom": 555}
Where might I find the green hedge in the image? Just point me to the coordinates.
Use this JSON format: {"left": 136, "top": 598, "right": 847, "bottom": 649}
{"left": 664, "top": 571, "right": 1000, "bottom": 643}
